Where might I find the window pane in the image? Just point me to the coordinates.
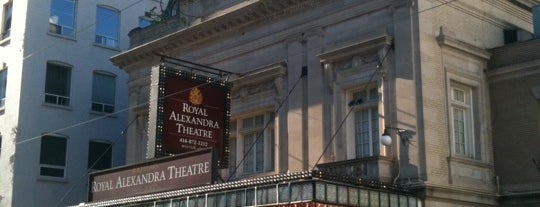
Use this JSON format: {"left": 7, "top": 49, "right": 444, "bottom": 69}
{"left": 239, "top": 114, "right": 271, "bottom": 174}
{"left": 40, "top": 136, "right": 67, "bottom": 166}
{"left": 49, "top": 0, "right": 75, "bottom": 36}
{"left": 371, "top": 108, "right": 379, "bottom": 155}
{"left": 40, "top": 167, "right": 65, "bottom": 177}
{"left": 95, "top": 6, "right": 119, "bottom": 48}
{"left": 242, "top": 117, "right": 253, "bottom": 129}
{"left": 453, "top": 88, "right": 465, "bottom": 103}
{"left": 453, "top": 107, "right": 466, "bottom": 155}
{"left": 353, "top": 91, "right": 366, "bottom": 101}
{"left": 354, "top": 93, "right": 378, "bottom": 158}
{"left": 92, "top": 73, "right": 115, "bottom": 103}
{"left": 0, "top": 69, "right": 6, "bottom": 102}
{"left": 243, "top": 133, "right": 254, "bottom": 173}
{"left": 255, "top": 134, "right": 264, "bottom": 171}
{"left": 355, "top": 110, "right": 372, "bottom": 157}
{"left": 88, "top": 141, "right": 112, "bottom": 170}
{"left": 269, "top": 129, "right": 275, "bottom": 171}
{"left": 254, "top": 115, "right": 264, "bottom": 127}
{"left": 369, "top": 88, "right": 378, "bottom": 101}
{"left": 45, "top": 63, "right": 71, "bottom": 97}
{"left": 2, "top": 2, "right": 12, "bottom": 39}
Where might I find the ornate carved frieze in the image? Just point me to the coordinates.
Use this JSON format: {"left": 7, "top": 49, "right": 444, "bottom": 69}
{"left": 334, "top": 53, "right": 379, "bottom": 71}
{"left": 232, "top": 79, "right": 275, "bottom": 100}
{"left": 230, "top": 62, "right": 287, "bottom": 103}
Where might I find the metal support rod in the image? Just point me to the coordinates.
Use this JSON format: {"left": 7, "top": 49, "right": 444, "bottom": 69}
{"left": 156, "top": 53, "right": 242, "bottom": 76}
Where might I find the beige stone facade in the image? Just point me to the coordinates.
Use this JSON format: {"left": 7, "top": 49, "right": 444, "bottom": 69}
{"left": 111, "top": 0, "right": 540, "bottom": 206}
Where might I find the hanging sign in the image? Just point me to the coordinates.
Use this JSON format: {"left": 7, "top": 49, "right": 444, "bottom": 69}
{"left": 156, "top": 65, "right": 231, "bottom": 168}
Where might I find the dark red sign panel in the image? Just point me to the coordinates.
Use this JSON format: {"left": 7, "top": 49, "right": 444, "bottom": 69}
{"left": 88, "top": 149, "right": 215, "bottom": 202}
{"left": 163, "top": 76, "right": 225, "bottom": 155}
{"left": 156, "top": 66, "right": 231, "bottom": 168}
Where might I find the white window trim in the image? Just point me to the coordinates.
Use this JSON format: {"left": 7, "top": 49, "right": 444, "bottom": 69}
{"left": 48, "top": 0, "right": 77, "bottom": 38}
{"left": 95, "top": 5, "right": 120, "bottom": 49}
{"left": 445, "top": 70, "right": 487, "bottom": 162}
{"left": 38, "top": 133, "right": 69, "bottom": 181}
{"left": 2, "top": 1, "right": 12, "bottom": 40}
{"left": 445, "top": 65, "right": 493, "bottom": 166}
{"left": 44, "top": 61, "right": 72, "bottom": 107}
{"left": 91, "top": 70, "right": 117, "bottom": 113}
{"left": 232, "top": 111, "right": 275, "bottom": 176}
{"left": 345, "top": 84, "right": 385, "bottom": 160}
{"left": 449, "top": 83, "right": 475, "bottom": 158}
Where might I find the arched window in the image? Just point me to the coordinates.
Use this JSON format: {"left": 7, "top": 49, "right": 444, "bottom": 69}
{"left": 44, "top": 61, "right": 72, "bottom": 106}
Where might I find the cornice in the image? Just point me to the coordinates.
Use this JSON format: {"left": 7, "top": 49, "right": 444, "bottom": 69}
{"left": 318, "top": 28, "right": 393, "bottom": 63}
{"left": 231, "top": 62, "right": 287, "bottom": 87}
{"left": 435, "top": 0, "right": 532, "bottom": 29}
{"left": 486, "top": 59, "right": 540, "bottom": 83}
{"left": 509, "top": 0, "right": 540, "bottom": 10}
{"left": 111, "top": 0, "right": 327, "bottom": 69}
{"left": 436, "top": 27, "right": 491, "bottom": 60}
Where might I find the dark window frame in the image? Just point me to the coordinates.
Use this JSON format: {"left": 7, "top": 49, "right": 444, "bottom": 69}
{"left": 2, "top": 2, "right": 12, "bottom": 39}
{"left": 0, "top": 67, "right": 6, "bottom": 108}
{"left": 88, "top": 140, "right": 112, "bottom": 170}
{"left": 39, "top": 135, "right": 68, "bottom": 178}
{"left": 44, "top": 62, "right": 72, "bottom": 106}
{"left": 91, "top": 70, "right": 116, "bottom": 113}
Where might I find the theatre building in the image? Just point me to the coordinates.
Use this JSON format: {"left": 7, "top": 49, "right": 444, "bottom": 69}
{"left": 76, "top": 0, "right": 540, "bottom": 206}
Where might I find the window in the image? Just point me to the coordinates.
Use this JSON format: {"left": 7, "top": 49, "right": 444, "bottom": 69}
{"left": 2, "top": 2, "right": 12, "bottom": 39}
{"left": 45, "top": 62, "right": 71, "bottom": 106}
{"left": 0, "top": 68, "right": 6, "bottom": 108}
{"left": 234, "top": 113, "right": 274, "bottom": 174}
{"left": 352, "top": 87, "right": 380, "bottom": 158}
{"left": 88, "top": 141, "right": 112, "bottom": 170}
{"left": 450, "top": 83, "right": 475, "bottom": 158}
{"left": 40, "top": 135, "right": 67, "bottom": 177}
{"left": 95, "top": 6, "right": 119, "bottom": 48}
{"left": 49, "top": 0, "right": 76, "bottom": 37}
{"left": 92, "top": 71, "right": 116, "bottom": 113}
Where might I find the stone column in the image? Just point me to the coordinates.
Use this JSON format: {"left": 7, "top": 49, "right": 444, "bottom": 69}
{"left": 286, "top": 35, "right": 306, "bottom": 172}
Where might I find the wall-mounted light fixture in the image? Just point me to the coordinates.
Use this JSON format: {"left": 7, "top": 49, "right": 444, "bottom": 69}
{"left": 380, "top": 126, "right": 415, "bottom": 184}
{"left": 381, "top": 127, "right": 414, "bottom": 147}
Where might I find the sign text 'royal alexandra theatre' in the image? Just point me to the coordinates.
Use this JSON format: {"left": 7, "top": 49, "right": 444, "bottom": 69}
{"left": 88, "top": 149, "right": 216, "bottom": 202}
{"left": 156, "top": 65, "right": 232, "bottom": 167}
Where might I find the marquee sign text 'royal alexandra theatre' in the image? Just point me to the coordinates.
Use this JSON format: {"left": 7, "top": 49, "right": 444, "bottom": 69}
{"left": 88, "top": 149, "right": 216, "bottom": 202}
